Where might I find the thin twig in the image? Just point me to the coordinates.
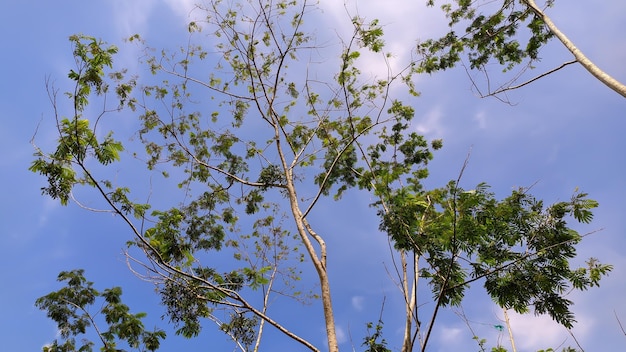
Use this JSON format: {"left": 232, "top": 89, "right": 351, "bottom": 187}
{"left": 615, "top": 311, "right": 626, "bottom": 337}
{"left": 455, "top": 307, "right": 487, "bottom": 352}
{"left": 487, "top": 60, "right": 577, "bottom": 96}
{"left": 567, "top": 328, "right": 585, "bottom": 352}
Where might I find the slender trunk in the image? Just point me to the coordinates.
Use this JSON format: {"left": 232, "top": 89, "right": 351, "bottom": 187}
{"left": 503, "top": 309, "right": 517, "bottom": 352}
{"left": 253, "top": 266, "right": 277, "bottom": 352}
{"left": 401, "top": 251, "right": 419, "bottom": 352}
{"left": 289, "top": 204, "right": 337, "bottom": 352}
{"left": 302, "top": 217, "right": 338, "bottom": 352}
{"left": 523, "top": 0, "right": 626, "bottom": 98}
{"left": 319, "top": 270, "right": 338, "bottom": 351}
{"left": 401, "top": 251, "right": 412, "bottom": 352}
{"left": 276, "top": 134, "right": 338, "bottom": 352}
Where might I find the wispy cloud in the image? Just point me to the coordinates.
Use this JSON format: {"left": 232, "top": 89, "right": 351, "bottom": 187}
{"left": 316, "top": 0, "right": 449, "bottom": 82}
{"left": 336, "top": 325, "right": 348, "bottom": 344}
{"left": 436, "top": 324, "right": 464, "bottom": 349}
{"left": 352, "top": 296, "right": 365, "bottom": 311}
{"left": 38, "top": 197, "right": 61, "bottom": 229}
{"left": 319, "top": 0, "right": 447, "bottom": 40}
{"left": 505, "top": 310, "right": 588, "bottom": 351}
{"left": 415, "top": 105, "right": 444, "bottom": 137}
{"left": 162, "top": 0, "right": 201, "bottom": 21}
{"left": 473, "top": 110, "right": 488, "bottom": 129}
{"left": 111, "top": 0, "right": 157, "bottom": 37}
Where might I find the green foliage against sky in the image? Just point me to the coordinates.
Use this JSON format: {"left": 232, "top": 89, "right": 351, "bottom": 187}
{"left": 380, "top": 181, "right": 608, "bottom": 328}
{"left": 419, "top": 0, "right": 554, "bottom": 73}
{"left": 30, "top": 1, "right": 614, "bottom": 351}
{"left": 36, "top": 269, "right": 166, "bottom": 352}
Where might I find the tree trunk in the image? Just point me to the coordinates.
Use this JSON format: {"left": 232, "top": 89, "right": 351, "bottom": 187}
{"left": 401, "top": 251, "right": 419, "bottom": 352}
{"left": 278, "top": 135, "right": 338, "bottom": 352}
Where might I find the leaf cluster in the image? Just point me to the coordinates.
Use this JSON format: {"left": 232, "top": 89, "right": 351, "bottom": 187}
{"left": 36, "top": 269, "right": 166, "bottom": 352}
{"left": 362, "top": 320, "right": 392, "bottom": 352}
{"left": 30, "top": 117, "right": 123, "bottom": 205}
{"left": 418, "top": 0, "right": 554, "bottom": 72}
{"left": 220, "top": 312, "right": 259, "bottom": 350}
{"left": 379, "top": 182, "right": 611, "bottom": 327}
{"left": 30, "top": 35, "right": 137, "bottom": 206}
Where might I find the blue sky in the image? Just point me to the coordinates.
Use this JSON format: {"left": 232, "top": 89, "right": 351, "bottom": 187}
{"left": 2, "top": 0, "right": 625, "bottom": 351}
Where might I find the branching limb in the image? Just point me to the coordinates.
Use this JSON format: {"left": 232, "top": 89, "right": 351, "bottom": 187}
{"left": 455, "top": 307, "right": 487, "bottom": 352}
{"left": 567, "top": 328, "right": 585, "bottom": 352}
{"left": 420, "top": 150, "right": 471, "bottom": 352}
{"left": 157, "top": 67, "right": 254, "bottom": 101}
{"left": 522, "top": 0, "right": 626, "bottom": 98}
{"left": 61, "top": 299, "right": 111, "bottom": 349}
{"left": 491, "top": 60, "right": 577, "bottom": 94}
{"left": 468, "top": 60, "right": 577, "bottom": 103}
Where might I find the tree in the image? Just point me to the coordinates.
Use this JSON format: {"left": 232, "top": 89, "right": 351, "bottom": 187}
{"left": 418, "top": 0, "right": 626, "bottom": 99}
{"left": 31, "top": 1, "right": 611, "bottom": 351}
{"left": 36, "top": 269, "right": 166, "bottom": 352}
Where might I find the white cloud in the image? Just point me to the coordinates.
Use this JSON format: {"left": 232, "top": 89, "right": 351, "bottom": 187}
{"left": 314, "top": 0, "right": 449, "bottom": 82}
{"left": 474, "top": 110, "right": 487, "bottom": 129}
{"left": 502, "top": 309, "right": 592, "bottom": 351}
{"left": 162, "top": 0, "right": 201, "bottom": 20}
{"left": 436, "top": 324, "right": 464, "bottom": 350}
{"left": 111, "top": 0, "right": 158, "bottom": 37}
{"left": 336, "top": 325, "right": 348, "bottom": 344}
{"left": 432, "top": 306, "right": 591, "bottom": 351}
{"left": 415, "top": 105, "right": 444, "bottom": 137}
{"left": 352, "top": 296, "right": 365, "bottom": 311}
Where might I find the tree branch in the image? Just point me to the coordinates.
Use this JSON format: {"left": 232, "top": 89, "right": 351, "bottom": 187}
{"left": 522, "top": 0, "right": 626, "bottom": 98}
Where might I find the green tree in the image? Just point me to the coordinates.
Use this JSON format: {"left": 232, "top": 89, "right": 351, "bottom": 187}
{"left": 31, "top": 1, "right": 611, "bottom": 351}
{"left": 35, "top": 270, "right": 166, "bottom": 352}
{"left": 418, "top": 0, "right": 626, "bottom": 99}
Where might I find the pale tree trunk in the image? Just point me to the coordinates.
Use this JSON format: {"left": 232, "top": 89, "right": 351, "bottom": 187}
{"left": 523, "top": 0, "right": 626, "bottom": 98}
{"left": 401, "top": 251, "right": 413, "bottom": 352}
{"left": 503, "top": 309, "right": 517, "bottom": 352}
{"left": 288, "top": 185, "right": 338, "bottom": 352}
{"left": 277, "top": 134, "right": 338, "bottom": 352}
{"left": 303, "top": 217, "right": 338, "bottom": 352}
{"left": 401, "top": 251, "right": 419, "bottom": 352}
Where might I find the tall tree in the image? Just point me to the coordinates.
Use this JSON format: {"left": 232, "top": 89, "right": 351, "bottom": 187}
{"left": 31, "top": 1, "right": 611, "bottom": 351}
{"left": 418, "top": 0, "right": 626, "bottom": 99}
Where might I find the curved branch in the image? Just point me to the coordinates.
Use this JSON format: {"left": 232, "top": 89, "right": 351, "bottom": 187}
{"left": 523, "top": 0, "right": 626, "bottom": 98}
{"left": 300, "top": 119, "right": 381, "bottom": 219}
{"left": 493, "top": 60, "right": 577, "bottom": 94}
{"left": 470, "top": 60, "right": 577, "bottom": 101}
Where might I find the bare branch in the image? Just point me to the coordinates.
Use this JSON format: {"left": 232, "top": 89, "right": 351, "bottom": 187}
{"left": 567, "top": 328, "right": 585, "bottom": 352}
{"left": 471, "top": 60, "right": 578, "bottom": 100}
{"left": 615, "top": 311, "right": 626, "bottom": 337}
